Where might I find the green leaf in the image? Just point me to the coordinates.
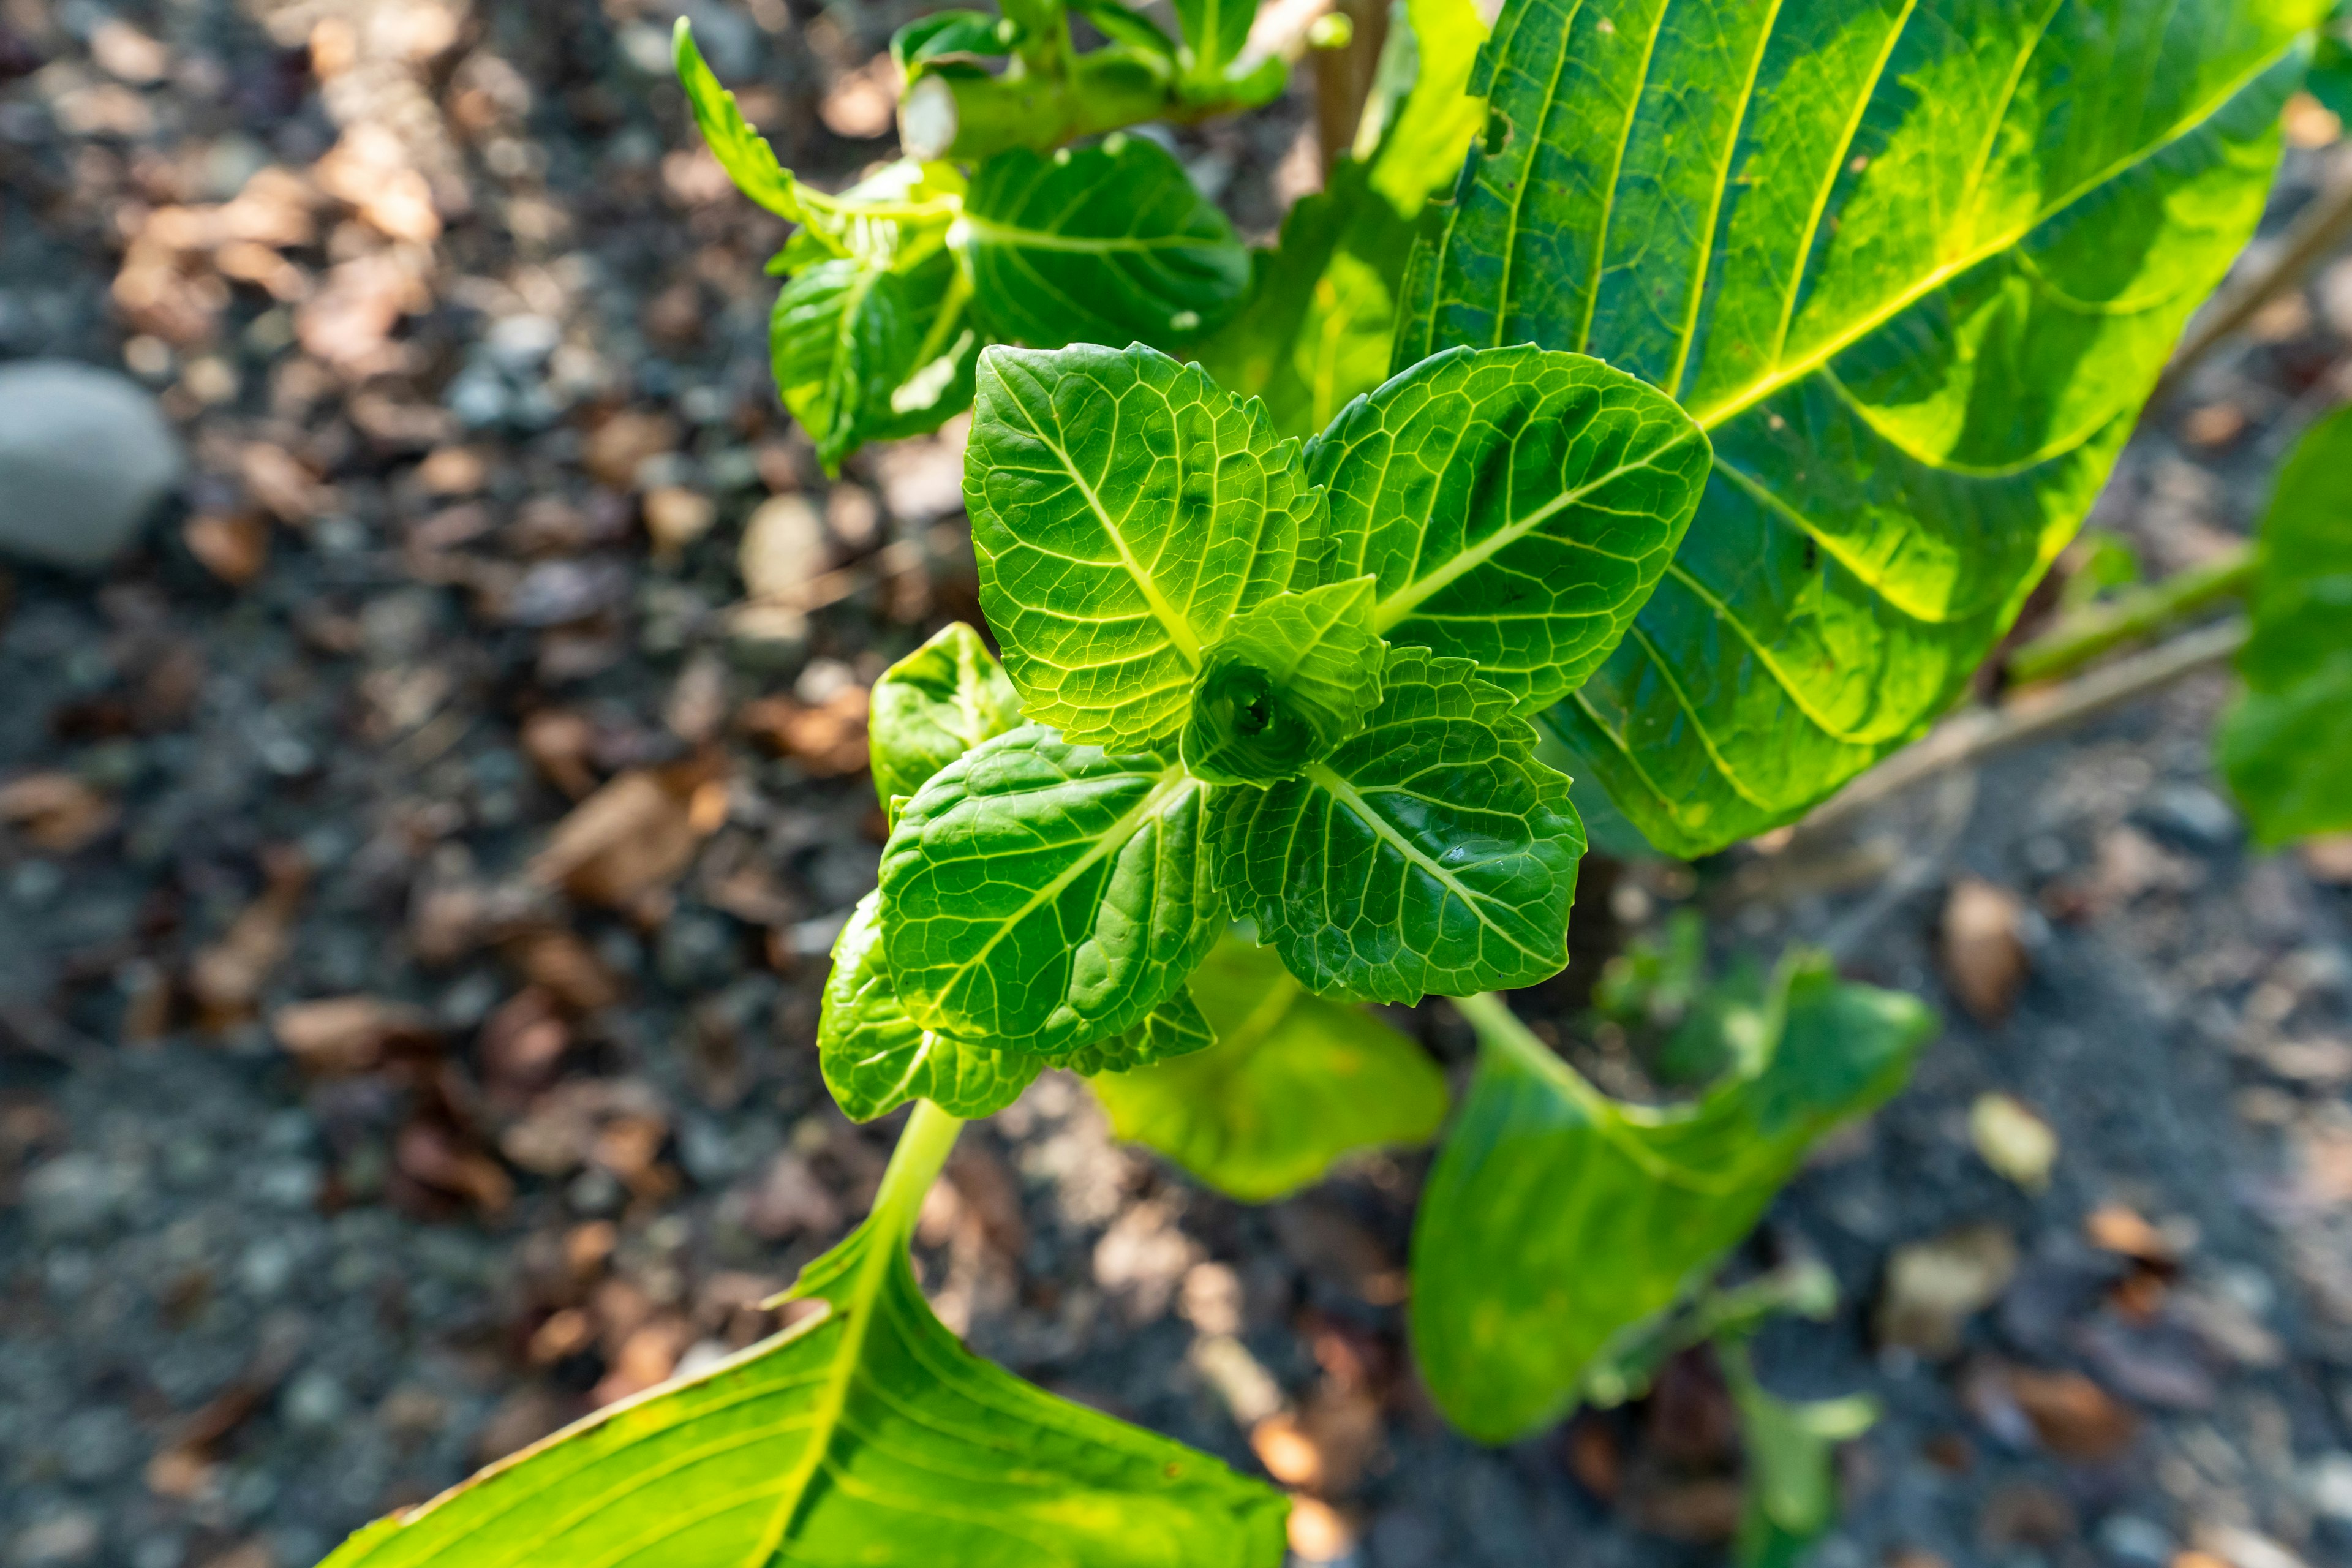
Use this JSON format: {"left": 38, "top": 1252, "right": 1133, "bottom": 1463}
{"left": 870, "top": 623, "right": 1027, "bottom": 817}
{"left": 320, "top": 1106, "right": 1287, "bottom": 1568}
{"left": 1069, "top": 0, "right": 1179, "bottom": 59}
{"left": 966, "top": 341, "right": 1327, "bottom": 750}
{"left": 1181, "top": 577, "right": 1388, "bottom": 785}
{"left": 1398, "top": 0, "right": 2319, "bottom": 856}
{"left": 893, "top": 9, "right": 1021, "bottom": 69}
{"left": 879, "top": 726, "right": 1218, "bottom": 1057}
{"left": 2312, "top": 21, "right": 2352, "bottom": 122}
{"left": 962, "top": 135, "right": 1253, "bottom": 349}
{"left": 1409, "top": 956, "right": 1933, "bottom": 1442}
{"left": 2219, "top": 402, "right": 2352, "bottom": 845}
{"left": 821, "top": 892, "right": 1044, "bottom": 1121}
{"left": 1208, "top": 647, "right": 1585, "bottom": 1003}
{"left": 1365, "top": 0, "right": 1490, "bottom": 217}
{"left": 1308, "top": 344, "right": 1710, "bottom": 712}
{"left": 674, "top": 19, "right": 802, "bottom": 222}
{"left": 1089, "top": 936, "right": 1449, "bottom": 1201}
{"left": 1722, "top": 1339, "right": 1877, "bottom": 1568}
{"left": 1174, "top": 0, "right": 1258, "bottom": 85}
{"left": 772, "top": 260, "right": 922, "bottom": 472}
{"left": 1064, "top": 984, "right": 1218, "bottom": 1075}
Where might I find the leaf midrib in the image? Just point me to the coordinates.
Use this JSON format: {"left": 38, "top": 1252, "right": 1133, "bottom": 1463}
{"left": 1300, "top": 760, "right": 1546, "bottom": 965}
{"left": 960, "top": 213, "right": 1216, "bottom": 254}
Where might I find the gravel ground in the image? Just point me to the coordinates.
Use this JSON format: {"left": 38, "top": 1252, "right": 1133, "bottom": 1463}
{"left": 4, "top": 4, "right": 2352, "bottom": 1567}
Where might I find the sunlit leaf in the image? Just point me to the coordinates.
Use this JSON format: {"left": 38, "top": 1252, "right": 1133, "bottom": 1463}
{"left": 1065, "top": 984, "right": 1218, "bottom": 1075}
{"left": 1308, "top": 344, "right": 1709, "bottom": 711}
{"left": 821, "top": 892, "right": 1044, "bottom": 1121}
{"left": 892, "top": 9, "right": 1020, "bottom": 69}
{"left": 1180, "top": 577, "right": 1387, "bottom": 785}
{"left": 1174, "top": 0, "right": 1259, "bottom": 85}
{"left": 1366, "top": 0, "right": 1489, "bottom": 218}
{"left": 966, "top": 341, "right": 1327, "bottom": 750}
{"left": 321, "top": 1110, "right": 1287, "bottom": 1567}
{"left": 869, "top": 622, "right": 1026, "bottom": 818}
{"left": 1070, "top": 0, "right": 1179, "bottom": 58}
{"left": 963, "top": 134, "right": 1252, "bottom": 349}
{"left": 1409, "top": 955, "right": 1934, "bottom": 1442}
{"left": 2218, "top": 401, "right": 2352, "bottom": 845}
{"left": 879, "top": 726, "right": 1218, "bottom": 1058}
{"left": 674, "top": 19, "right": 802, "bottom": 222}
{"left": 1208, "top": 648, "right": 1585, "bottom": 1003}
{"left": 1396, "top": 0, "right": 2320, "bottom": 854}
{"left": 1090, "top": 937, "right": 1448, "bottom": 1201}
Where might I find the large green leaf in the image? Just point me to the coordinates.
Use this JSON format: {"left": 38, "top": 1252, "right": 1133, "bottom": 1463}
{"left": 1090, "top": 937, "right": 1448, "bottom": 1201}
{"left": 1410, "top": 956, "right": 1933, "bottom": 1442}
{"left": 1308, "top": 344, "right": 1709, "bottom": 711}
{"left": 1063, "top": 984, "right": 1218, "bottom": 1075}
{"left": 1397, "top": 0, "right": 2318, "bottom": 855}
{"left": 1207, "top": 647, "right": 1585, "bottom": 1003}
{"left": 1180, "top": 577, "right": 1388, "bottom": 785}
{"left": 321, "top": 1106, "right": 1287, "bottom": 1567}
{"left": 1366, "top": 0, "right": 1490, "bottom": 219}
{"left": 821, "top": 892, "right": 1044, "bottom": 1121}
{"left": 879, "top": 726, "right": 1218, "bottom": 1057}
{"left": 869, "top": 622, "right": 1026, "bottom": 818}
{"left": 2218, "top": 401, "right": 2352, "bottom": 845}
{"left": 963, "top": 135, "right": 1253, "bottom": 349}
{"left": 965, "top": 342, "right": 1327, "bottom": 750}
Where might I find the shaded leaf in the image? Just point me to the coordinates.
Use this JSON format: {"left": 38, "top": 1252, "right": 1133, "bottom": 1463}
{"left": 1181, "top": 578, "right": 1387, "bottom": 784}
{"left": 820, "top": 892, "right": 1043, "bottom": 1121}
{"left": 1208, "top": 648, "right": 1585, "bottom": 1003}
{"left": 963, "top": 135, "right": 1252, "bottom": 349}
{"left": 966, "top": 342, "right": 1327, "bottom": 750}
{"left": 1410, "top": 955, "right": 1933, "bottom": 1442}
{"left": 1396, "top": 0, "right": 2318, "bottom": 854}
{"left": 869, "top": 622, "right": 1025, "bottom": 816}
{"left": 1070, "top": 0, "right": 1178, "bottom": 58}
{"left": 1174, "top": 0, "right": 1259, "bottom": 85}
{"left": 1090, "top": 937, "right": 1448, "bottom": 1201}
{"left": 879, "top": 726, "right": 1218, "bottom": 1057}
{"left": 2219, "top": 402, "right": 2352, "bottom": 845}
{"left": 1065, "top": 984, "right": 1218, "bottom": 1076}
{"left": 1309, "top": 344, "right": 1709, "bottom": 711}
{"left": 892, "top": 9, "right": 1020, "bottom": 69}
{"left": 321, "top": 1110, "right": 1287, "bottom": 1568}
{"left": 1721, "top": 1339, "right": 1877, "bottom": 1568}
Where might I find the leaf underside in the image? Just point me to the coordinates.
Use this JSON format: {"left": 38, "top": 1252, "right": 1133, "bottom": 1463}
{"left": 1090, "top": 936, "right": 1449, "bottom": 1202}
{"left": 1208, "top": 647, "right": 1585, "bottom": 1003}
{"left": 322, "top": 1193, "right": 1286, "bottom": 1568}
{"left": 2218, "top": 402, "right": 2352, "bottom": 846}
{"left": 1398, "top": 0, "right": 2316, "bottom": 855}
{"left": 1409, "top": 955, "right": 1934, "bottom": 1443}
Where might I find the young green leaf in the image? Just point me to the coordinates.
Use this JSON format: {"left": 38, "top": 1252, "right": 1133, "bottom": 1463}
{"left": 1410, "top": 957, "right": 1934, "bottom": 1443}
{"left": 772, "top": 258, "right": 928, "bottom": 472}
{"left": 2218, "top": 402, "right": 2352, "bottom": 845}
{"left": 893, "top": 9, "right": 1022, "bottom": 69}
{"left": 1364, "top": 0, "right": 1488, "bottom": 219}
{"left": 880, "top": 726, "right": 1218, "bottom": 1057}
{"left": 1208, "top": 648, "right": 1585, "bottom": 1003}
{"left": 673, "top": 19, "right": 802, "bottom": 222}
{"left": 1090, "top": 936, "right": 1448, "bottom": 1201}
{"left": 821, "top": 892, "right": 1044, "bottom": 1121}
{"left": 962, "top": 135, "right": 1253, "bottom": 349}
{"left": 1721, "top": 1340, "right": 1879, "bottom": 1568}
{"left": 319, "top": 1105, "right": 1287, "bottom": 1568}
{"left": 1173, "top": 0, "right": 1259, "bottom": 86}
{"left": 870, "top": 622, "right": 1026, "bottom": 816}
{"left": 1308, "top": 344, "right": 1709, "bottom": 711}
{"left": 1180, "top": 577, "right": 1387, "bottom": 784}
{"left": 1069, "top": 0, "right": 1180, "bottom": 59}
{"left": 1398, "top": 0, "right": 2320, "bottom": 855}
{"left": 966, "top": 341, "right": 1327, "bottom": 750}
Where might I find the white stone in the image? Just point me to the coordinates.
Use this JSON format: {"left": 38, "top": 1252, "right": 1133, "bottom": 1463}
{"left": 0, "top": 360, "right": 183, "bottom": 570}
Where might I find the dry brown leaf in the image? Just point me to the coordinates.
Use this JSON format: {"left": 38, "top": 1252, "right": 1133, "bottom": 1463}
{"left": 737, "top": 687, "right": 870, "bottom": 777}
{"left": 2083, "top": 1204, "right": 2187, "bottom": 1265}
{"left": 527, "top": 760, "right": 725, "bottom": 909}
{"left": 271, "top": 996, "right": 435, "bottom": 1076}
{"left": 0, "top": 772, "right": 118, "bottom": 854}
{"left": 519, "top": 709, "right": 600, "bottom": 799}
{"left": 187, "top": 851, "right": 308, "bottom": 1024}
{"left": 1941, "top": 878, "right": 2029, "bottom": 1024}
{"left": 2001, "top": 1366, "right": 2138, "bottom": 1460}
{"left": 593, "top": 1317, "right": 693, "bottom": 1407}
{"left": 505, "top": 927, "right": 622, "bottom": 1014}
{"left": 183, "top": 510, "right": 271, "bottom": 584}
{"left": 477, "top": 987, "right": 569, "bottom": 1096}
{"left": 643, "top": 486, "right": 715, "bottom": 560}
{"left": 396, "top": 1120, "right": 513, "bottom": 1215}
{"left": 415, "top": 446, "right": 488, "bottom": 496}
{"left": 582, "top": 410, "right": 678, "bottom": 490}
{"left": 314, "top": 126, "right": 441, "bottom": 243}
{"left": 1877, "top": 1223, "right": 2019, "bottom": 1357}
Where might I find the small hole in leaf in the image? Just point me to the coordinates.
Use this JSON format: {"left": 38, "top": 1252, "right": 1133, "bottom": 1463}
{"left": 1482, "top": 107, "right": 1513, "bottom": 157}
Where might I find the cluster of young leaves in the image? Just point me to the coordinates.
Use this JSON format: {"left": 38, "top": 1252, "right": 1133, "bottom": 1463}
{"left": 2218, "top": 401, "right": 2352, "bottom": 845}
{"left": 1392, "top": 0, "right": 2323, "bottom": 856}
{"left": 1411, "top": 951, "right": 1934, "bottom": 1442}
{"left": 676, "top": 16, "right": 1254, "bottom": 472}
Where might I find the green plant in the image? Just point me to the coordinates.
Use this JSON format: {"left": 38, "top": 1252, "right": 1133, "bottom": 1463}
{"left": 323, "top": 0, "right": 2338, "bottom": 1561}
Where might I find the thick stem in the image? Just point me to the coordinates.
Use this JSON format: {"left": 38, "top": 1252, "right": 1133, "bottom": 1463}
{"left": 2003, "top": 543, "right": 2253, "bottom": 686}
{"left": 869, "top": 1099, "right": 965, "bottom": 1237}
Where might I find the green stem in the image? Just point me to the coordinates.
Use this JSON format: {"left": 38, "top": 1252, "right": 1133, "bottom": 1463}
{"left": 2004, "top": 542, "right": 2253, "bottom": 686}
{"left": 870, "top": 1098, "right": 965, "bottom": 1238}
{"left": 1451, "top": 992, "right": 1616, "bottom": 1120}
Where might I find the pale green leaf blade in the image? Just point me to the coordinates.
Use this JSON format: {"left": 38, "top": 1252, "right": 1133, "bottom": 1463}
{"left": 1090, "top": 936, "right": 1448, "bottom": 1201}
{"left": 870, "top": 622, "right": 1026, "bottom": 815}
{"left": 322, "top": 1126, "right": 1286, "bottom": 1567}
{"left": 820, "top": 892, "right": 1043, "bottom": 1121}
{"left": 1308, "top": 344, "right": 1709, "bottom": 712}
{"left": 880, "top": 726, "right": 1218, "bottom": 1057}
{"left": 962, "top": 135, "right": 1253, "bottom": 349}
{"left": 2220, "top": 402, "right": 2352, "bottom": 846}
{"left": 1208, "top": 648, "right": 1585, "bottom": 1003}
{"left": 1409, "top": 957, "right": 1934, "bottom": 1443}
{"left": 1065, "top": 984, "right": 1218, "bottom": 1075}
{"left": 1722, "top": 1341, "right": 1878, "bottom": 1568}
{"left": 966, "top": 342, "right": 1327, "bottom": 750}
{"left": 1365, "top": 0, "right": 1490, "bottom": 217}
{"left": 673, "top": 18, "right": 802, "bottom": 222}
{"left": 1181, "top": 577, "right": 1387, "bottom": 784}
{"left": 1174, "top": 0, "right": 1258, "bottom": 83}
{"left": 1399, "top": 0, "right": 2319, "bottom": 855}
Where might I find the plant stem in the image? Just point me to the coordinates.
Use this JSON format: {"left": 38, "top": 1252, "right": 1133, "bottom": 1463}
{"left": 870, "top": 1098, "right": 965, "bottom": 1238}
{"left": 1451, "top": 992, "right": 1610, "bottom": 1116}
{"left": 2003, "top": 543, "right": 2253, "bottom": 685}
